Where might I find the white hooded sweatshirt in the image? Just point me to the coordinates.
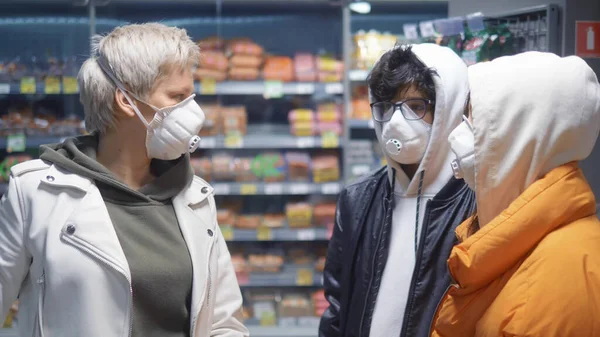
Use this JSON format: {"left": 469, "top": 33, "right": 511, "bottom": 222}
{"left": 468, "top": 51, "right": 600, "bottom": 226}
{"left": 369, "top": 44, "right": 470, "bottom": 337}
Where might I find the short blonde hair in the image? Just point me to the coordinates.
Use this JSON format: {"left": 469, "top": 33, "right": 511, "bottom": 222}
{"left": 78, "top": 23, "right": 200, "bottom": 134}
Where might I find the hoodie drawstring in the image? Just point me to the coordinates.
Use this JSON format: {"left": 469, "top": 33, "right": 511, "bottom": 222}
{"left": 414, "top": 170, "right": 425, "bottom": 254}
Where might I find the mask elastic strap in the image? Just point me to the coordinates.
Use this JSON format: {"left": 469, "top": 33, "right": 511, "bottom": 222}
{"left": 96, "top": 54, "right": 151, "bottom": 128}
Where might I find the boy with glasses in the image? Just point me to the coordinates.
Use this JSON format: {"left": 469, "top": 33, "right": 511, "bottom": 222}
{"left": 319, "top": 44, "right": 475, "bottom": 337}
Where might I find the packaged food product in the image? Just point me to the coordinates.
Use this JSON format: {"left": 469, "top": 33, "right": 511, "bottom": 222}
{"left": 250, "top": 294, "right": 277, "bottom": 324}
{"left": 261, "top": 152, "right": 286, "bottom": 183}
{"left": 286, "top": 202, "right": 313, "bottom": 228}
{"left": 230, "top": 254, "right": 247, "bottom": 273}
{"left": 230, "top": 54, "right": 263, "bottom": 68}
{"left": 263, "top": 213, "right": 286, "bottom": 228}
{"left": 312, "top": 290, "right": 328, "bottom": 316}
{"left": 314, "top": 202, "right": 336, "bottom": 227}
{"left": 197, "top": 36, "right": 225, "bottom": 51}
{"left": 294, "top": 53, "right": 317, "bottom": 82}
{"left": 279, "top": 295, "right": 312, "bottom": 317}
{"left": 317, "top": 122, "right": 343, "bottom": 136}
{"left": 285, "top": 152, "right": 312, "bottom": 182}
{"left": 199, "top": 50, "right": 229, "bottom": 71}
{"left": 312, "top": 154, "right": 340, "bottom": 183}
{"left": 288, "top": 248, "right": 314, "bottom": 265}
{"left": 316, "top": 104, "right": 342, "bottom": 123}
{"left": 190, "top": 157, "right": 212, "bottom": 181}
{"left": 315, "top": 256, "right": 326, "bottom": 273}
{"left": 236, "top": 215, "right": 262, "bottom": 229}
{"left": 221, "top": 106, "right": 248, "bottom": 135}
{"left": 211, "top": 153, "right": 236, "bottom": 181}
{"left": 0, "top": 155, "right": 33, "bottom": 183}
{"left": 288, "top": 109, "right": 315, "bottom": 123}
{"left": 233, "top": 157, "right": 258, "bottom": 182}
{"left": 290, "top": 122, "right": 316, "bottom": 137}
{"left": 351, "top": 98, "right": 371, "bottom": 120}
{"left": 228, "top": 38, "right": 264, "bottom": 56}
{"left": 263, "top": 56, "right": 294, "bottom": 82}
{"left": 193, "top": 67, "right": 227, "bottom": 82}
{"left": 217, "top": 209, "right": 236, "bottom": 227}
{"left": 228, "top": 67, "right": 260, "bottom": 81}
{"left": 248, "top": 254, "right": 284, "bottom": 273}
{"left": 198, "top": 104, "right": 222, "bottom": 136}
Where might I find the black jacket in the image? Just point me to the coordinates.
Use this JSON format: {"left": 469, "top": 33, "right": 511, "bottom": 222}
{"left": 319, "top": 167, "right": 475, "bottom": 337}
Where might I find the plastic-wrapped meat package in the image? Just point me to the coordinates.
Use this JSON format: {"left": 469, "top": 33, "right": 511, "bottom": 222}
{"left": 294, "top": 53, "right": 317, "bottom": 82}
{"left": 312, "top": 154, "right": 340, "bottom": 183}
{"left": 198, "top": 104, "right": 222, "bottom": 136}
{"left": 352, "top": 98, "right": 371, "bottom": 120}
{"left": 222, "top": 106, "right": 248, "bottom": 135}
{"left": 193, "top": 67, "right": 227, "bottom": 82}
{"left": 217, "top": 208, "right": 237, "bottom": 227}
{"left": 199, "top": 50, "right": 229, "bottom": 71}
{"left": 263, "top": 56, "right": 294, "bottom": 82}
{"left": 233, "top": 157, "right": 258, "bottom": 182}
{"left": 262, "top": 213, "right": 286, "bottom": 228}
{"left": 288, "top": 248, "right": 315, "bottom": 265}
{"left": 279, "top": 295, "right": 313, "bottom": 318}
{"left": 288, "top": 109, "right": 316, "bottom": 137}
{"left": 317, "top": 122, "right": 343, "bottom": 136}
{"left": 316, "top": 104, "right": 342, "bottom": 123}
{"left": 248, "top": 253, "right": 284, "bottom": 273}
{"left": 227, "top": 38, "right": 265, "bottom": 56}
{"left": 236, "top": 215, "right": 262, "bottom": 229}
{"left": 197, "top": 36, "right": 225, "bottom": 51}
{"left": 285, "top": 152, "right": 312, "bottom": 182}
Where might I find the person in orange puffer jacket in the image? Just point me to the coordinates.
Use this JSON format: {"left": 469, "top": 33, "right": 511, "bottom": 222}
{"left": 431, "top": 51, "right": 600, "bottom": 337}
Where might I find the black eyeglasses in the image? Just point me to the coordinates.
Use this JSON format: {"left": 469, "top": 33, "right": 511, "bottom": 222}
{"left": 370, "top": 98, "right": 434, "bottom": 122}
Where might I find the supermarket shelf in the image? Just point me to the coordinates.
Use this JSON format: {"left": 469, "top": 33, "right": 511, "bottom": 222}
{"left": 348, "top": 119, "right": 374, "bottom": 129}
{"left": 0, "top": 81, "right": 78, "bottom": 95}
{"left": 348, "top": 69, "right": 370, "bottom": 82}
{"left": 195, "top": 81, "right": 344, "bottom": 96}
{"left": 240, "top": 265, "right": 323, "bottom": 288}
{"left": 212, "top": 182, "right": 342, "bottom": 196}
{"left": 225, "top": 227, "right": 330, "bottom": 242}
{"left": 248, "top": 326, "right": 318, "bottom": 337}
{"left": 0, "top": 183, "right": 6, "bottom": 195}
{"left": 0, "top": 136, "right": 69, "bottom": 150}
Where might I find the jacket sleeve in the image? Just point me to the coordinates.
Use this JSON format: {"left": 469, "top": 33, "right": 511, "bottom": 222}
{"left": 210, "top": 224, "right": 249, "bottom": 337}
{"left": 319, "top": 194, "right": 345, "bottom": 337}
{"left": 0, "top": 175, "right": 30, "bottom": 321}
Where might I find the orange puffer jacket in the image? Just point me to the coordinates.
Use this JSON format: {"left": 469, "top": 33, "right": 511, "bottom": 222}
{"left": 430, "top": 163, "right": 600, "bottom": 337}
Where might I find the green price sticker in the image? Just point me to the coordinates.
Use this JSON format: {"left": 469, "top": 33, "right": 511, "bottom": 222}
{"left": 264, "top": 81, "right": 283, "bottom": 99}
{"left": 6, "top": 134, "right": 26, "bottom": 153}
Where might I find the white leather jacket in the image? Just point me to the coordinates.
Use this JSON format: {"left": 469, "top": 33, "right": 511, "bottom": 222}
{"left": 0, "top": 159, "right": 249, "bottom": 337}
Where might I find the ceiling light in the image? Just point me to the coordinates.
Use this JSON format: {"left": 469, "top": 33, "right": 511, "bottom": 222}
{"left": 349, "top": 1, "right": 371, "bottom": 14}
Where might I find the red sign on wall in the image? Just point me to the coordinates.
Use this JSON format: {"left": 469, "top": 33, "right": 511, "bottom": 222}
{"left": 576, "top": 21, "right": 600, "bottom": 58}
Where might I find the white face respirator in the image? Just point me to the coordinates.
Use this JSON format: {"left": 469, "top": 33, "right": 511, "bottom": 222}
{"left": 448, "top": 116, "right": 476, "bottom": 189}
{"left": 379, "top": 106, "right": 432, "bottom": 164}
{"left": 96, "top": 55, "right": 205, "bottom": 160}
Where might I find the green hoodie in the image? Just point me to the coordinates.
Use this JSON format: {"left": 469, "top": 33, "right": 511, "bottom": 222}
{"left": 40, "top": 134, "right": 193, "bottom": 337}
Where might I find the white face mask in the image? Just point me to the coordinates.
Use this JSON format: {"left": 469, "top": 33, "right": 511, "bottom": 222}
{"left": 448, "top": 116, "right": 476, "bottom": 189}
{"left": 380, "top": 105, "right": 432, "bottom": 164}
{"left": 121, "top": 91, "right": 205, "bottom": 160}
{"left": 96, "top": 55, "right": 205, "bottom": 160}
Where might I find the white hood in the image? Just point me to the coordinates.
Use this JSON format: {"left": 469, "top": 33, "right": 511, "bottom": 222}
{"left": 468, "top": 52, "right": 600, "bottom": 226}
{"left": 372, "top": 43, "right": 470, "bottom": 196}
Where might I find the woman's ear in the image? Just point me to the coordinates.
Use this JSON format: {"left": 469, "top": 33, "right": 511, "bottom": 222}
{"left": 114, "top": 89, "right": 137, "bottom": 118}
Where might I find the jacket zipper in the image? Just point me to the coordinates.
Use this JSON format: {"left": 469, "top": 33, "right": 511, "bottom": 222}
{"left": 358, "top": 197, "right": 390, "bottom": 337}
{"left": 61, "top": 233, "right": 133, "bottom": 337}
{"left": 428, "top": 282, "right": 459, "bottom": 335}
{"left": 34, "top": 271, "right": 45, "bottom": 337}
{"left": 399, "top": 199, "right": 431, "bottom": 337}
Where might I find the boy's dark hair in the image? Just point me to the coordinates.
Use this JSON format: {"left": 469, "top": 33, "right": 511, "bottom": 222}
{"left": 367, "top": 45, "right": 438, "bottom": 104}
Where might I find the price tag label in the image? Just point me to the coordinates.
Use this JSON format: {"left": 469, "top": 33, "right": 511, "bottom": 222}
{"left": 403, "top": 23, "right": 420, "bottom": 40}
{"left": 259, "top": 312, "right": 277, "bottom": 326}
{"left": 224, "top": 132, "right": 244, "bottom": 148}
{"left": 297, "top": 229, "right": 317, "bottom": 241}
{"left": 296, "top": 268, "right": 314, "bottom": 286}
{"left": 290, "top": 183, "right": 310, "bottom": 195}
{"left": 0, "top": 83, "right": 10, "bottom": 94}
{"left": 325, "top": 83, "right": 343, "bottom": 94}
{"left": 296, "top": 137, "right": 316, "bottom": 148}
{"left": 213, "top": 184, "right": 231, "bottom": 195}
{"left": 44, "top": 76, "right": 61, "bottom": 94}
{"left": 200, "top": 78, "right": 217, "bottom": 95}
{"left": 220, "top": 225, "right": 234, "bottom": 241}
{"left": 62, "top": 76, "right": 78, "bottom": 94}
{"left": 257, "top": 226, "right": 272, "bottom": 241}
{"left": 321, "top": 132, "right": 339, "bottom": 148}
{"left": 240, "top": 184, "right": 258, "bottom": 195}
{"left": 200, "top": 137, "right": 216, "bottom": 148}
{"left": 20, "top": 77, "right": 36, "bottom": 94}
{"left": 296, "top": 83, "right": 314, "bottom": 95}
{"left": 264, "top": 183, "right": 283, "bottom": 195}
{"left": 6, "top": 134, "right": 26, "bottom": 153}
{"left": 264, "top": 81, "right": 283, "bottom": 99}
{"left": 420, "top": 21, "right": 436, "bottom": 38}
{"left": 321, "top": 182, "right": 341, "bottom": 195}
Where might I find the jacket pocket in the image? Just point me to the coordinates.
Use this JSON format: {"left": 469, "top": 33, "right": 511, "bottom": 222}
{"left": 33, "top": 271, "right": 45, "bottom": 337}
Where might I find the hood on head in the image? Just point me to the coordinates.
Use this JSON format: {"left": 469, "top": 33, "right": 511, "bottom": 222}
{"left": 371, "top": 43, "right": 469, "bottom": 195}
{"left": 469, "top": 51, "right": 600, "bottom": 226}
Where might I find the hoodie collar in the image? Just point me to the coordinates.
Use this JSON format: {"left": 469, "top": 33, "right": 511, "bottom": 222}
{"left": 450, "top": 163, "right": 596, "bottom": 290}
